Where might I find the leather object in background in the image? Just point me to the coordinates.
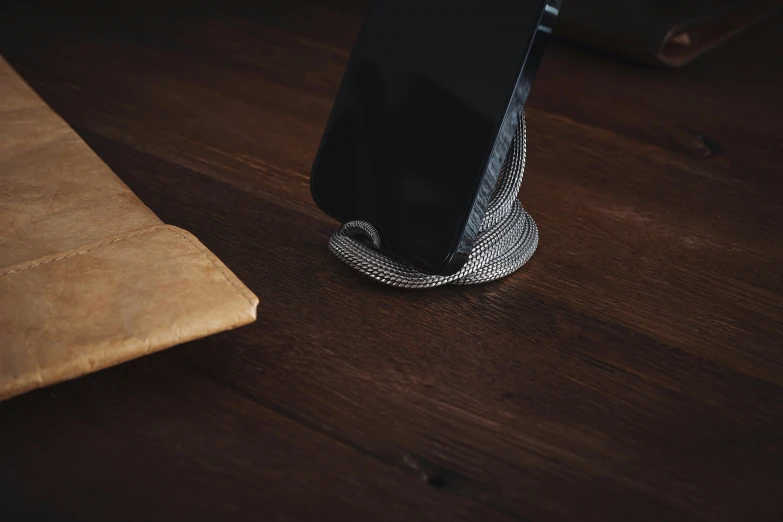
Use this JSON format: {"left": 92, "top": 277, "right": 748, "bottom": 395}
{"left": 0, "top": 55, "right": 259, "bottom": 401}
{"left": 555, "top": 0, "right": 782, "bottom": 66}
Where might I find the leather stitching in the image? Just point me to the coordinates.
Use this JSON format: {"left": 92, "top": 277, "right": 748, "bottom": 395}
{"left": 0, "top": 225, "right": 165, "bottom": 276}
{"left": 0, "top": 225, "right": 256, "bottom": 311}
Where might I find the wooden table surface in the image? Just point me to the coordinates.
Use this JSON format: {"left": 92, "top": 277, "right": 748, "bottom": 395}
{"left": 1, "top": 2, "right": 782, "bottom": 521}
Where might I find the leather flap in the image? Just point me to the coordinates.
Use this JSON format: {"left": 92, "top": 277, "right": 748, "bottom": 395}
{"left": 0, "top": 225, "right": 258, "bottom": 400}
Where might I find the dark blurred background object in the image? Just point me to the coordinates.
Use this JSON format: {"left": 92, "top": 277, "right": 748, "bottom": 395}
{"left": 557, "top": 0, "right": 782, "bottom": 66}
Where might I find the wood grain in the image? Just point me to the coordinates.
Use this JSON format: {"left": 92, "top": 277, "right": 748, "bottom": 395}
{"left": 1, "top": 1, "right": 781, "bottom": 521}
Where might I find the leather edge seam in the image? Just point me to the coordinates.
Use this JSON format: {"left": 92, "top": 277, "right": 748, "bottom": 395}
{"left": 159, "top": 226, "right": 259, "bottom": 311}
{"left": 0, "top": 225, "right": 167, "bottom": 276}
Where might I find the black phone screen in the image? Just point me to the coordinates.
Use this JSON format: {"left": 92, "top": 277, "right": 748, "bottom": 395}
{"left": 311, "top": 0, "right": 552, "bottom": 273}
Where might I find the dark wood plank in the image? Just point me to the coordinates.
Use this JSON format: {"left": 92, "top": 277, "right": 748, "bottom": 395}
{"left": 1, "top": 1, "right": 781, "bottom": 521}
{"left": 0, "top": 347, "right": 505, "bottom": 522}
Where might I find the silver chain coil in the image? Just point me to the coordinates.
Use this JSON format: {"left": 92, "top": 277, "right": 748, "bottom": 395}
{"left": 328, "top": 112, "right": 538, "bottom": 288}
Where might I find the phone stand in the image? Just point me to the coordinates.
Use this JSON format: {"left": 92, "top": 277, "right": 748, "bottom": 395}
{"left": 328, "top": 112, "right": 538, "bottom": 288}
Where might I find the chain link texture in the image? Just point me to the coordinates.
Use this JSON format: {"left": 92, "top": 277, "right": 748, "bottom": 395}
{"left": 328, "top": 112, "right": 538, "bottom": 288}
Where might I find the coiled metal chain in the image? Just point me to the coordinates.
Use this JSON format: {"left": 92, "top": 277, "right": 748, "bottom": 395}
{"left": 328, "top": 112, "right": 538, "bottom": 288}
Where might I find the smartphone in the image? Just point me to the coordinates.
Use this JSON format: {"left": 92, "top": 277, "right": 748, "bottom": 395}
{"left": 310, "top": 0, "right": 561, "bottom": 275}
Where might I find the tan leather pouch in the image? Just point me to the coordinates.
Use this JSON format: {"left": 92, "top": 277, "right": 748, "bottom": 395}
{"left": 0, "top": 56, "right": 258, "bottom": 400}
